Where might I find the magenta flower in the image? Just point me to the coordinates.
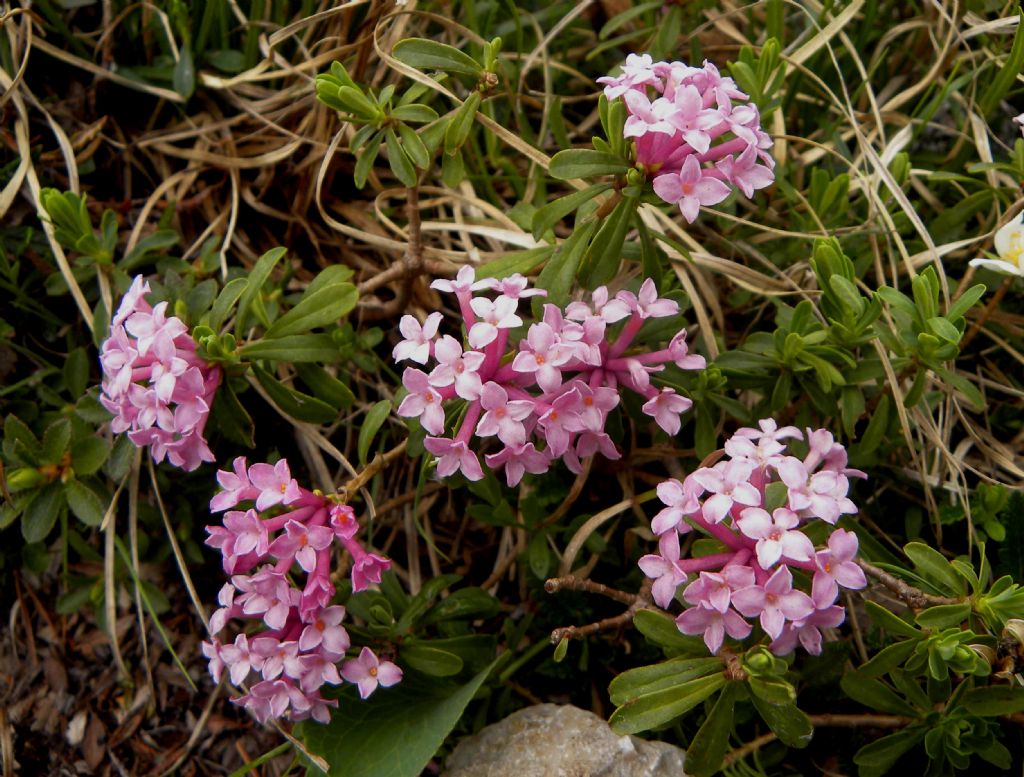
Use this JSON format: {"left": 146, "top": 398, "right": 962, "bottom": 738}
{"left": 476, "top": 383, "right": 534, "bottom": 446}
{"left": 651, "top": 477, "right": 702, "bottom": 535}
{"left": 777, "top": 457, "right": 856, "bottom": 524}
{"left": 429, "top": 336, "right": 485, "bottom": 400}
{"left": 248, "top": 459, "right": 303, "bottom": 511}
{"left": 676, "top": 604, "right": 752, "bottom": 654}
{"left": 392, "top": 312, "right": 443, "bottom": 364}
{"left": 690, "top": 460, "right": 760, "bottom": 523}
{"left": 653, "top": 156, "right": 732, "bottom": 223}
{"left": 341, "top": 647, "right": 403, "bottom": 700}
{"left": 351, "top": 552, "right": 391, "bottom": 592}
{"left": 597, "top": 53, "right": 661, "bottom": 99}
{"left": 638, "top": 531, "right": 688, "bottom": 608}
{"left": 622, "top": 91, "right": 678, "bottom": 137}
{"left": 329, "top": 503, "right": 359, "bottom": 540}
{"left": 481, "top": 273, "right": 548, "bottom": 300}
{"left": 769, "top": 605, "right": 845, "bottom": 656}
{"left": 735, "top": 507, "right": 814, "bottom": 568}
{"left": 219, "top": 634, "right": 261, "bottom": 685}
{"left": 424, "top": 437, "right": 484, "bottom": 481}
{"left": 484, "top": 442, "right": 550, "bottom": 487}
{"left": 268, "top": 519, "right": 336, "bottom": 573}
{"left": 397, "top": 368, "right": 446, "bottom": 435}
{"left": 468, "top": 296, "right": 522, "bottom": 348}
{"left": 536, "top": 387, "right": 584, "bottom": 457}
{"left": 682, "top": 566, "right": 755, "bottom": 614}
{"left": 512, "top": 322, "right": 573, "bottom": 392}
{"left": 298, "top": 653, "right": 343, "bottom": 693}
{"left": 641, "top": 388, "right": 693, "bottom": 435}
{"left": 716, "top": 144, "right": 775, "bottom": 198}
{"left": 251, "top": 637, "right": 303, "bottom": 681}
{"left": 732, "top": 566, "right": 815, "bottom": 641}
{"left": 210, "top": 456, "right": 254, "bottom": 512}
{"left": 812, "top": 529, "right": 867, "bottom": 607}
{"left": 430, "top": 265, "right": 488, "bottom": 295}
{"left": 299, "top": 606, "right": 351, "bottom": 654}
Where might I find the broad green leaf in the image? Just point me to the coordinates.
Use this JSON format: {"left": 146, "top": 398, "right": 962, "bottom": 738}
{"left": 392, "top": 38, "right": 483, "bottom": 78}
{"left": 632, "top": 609, "right": 709, "bottom": 654}
{"left": 747, "top": 675, "right": 795, "bottom": 705}
{"left": 609, "top": 674, "right": 725, "bottom": 735}
{"left": 444, "top": 92, "right": 482, "bottom": 154}
{"left": 295, "top": 364, "right": 355, "bottom": 410}
{"left": 386, "top": 128, "right": 418, "bottom": 187}
{"left": 172, "top": 45, "right": 195, "bottom": 99}
{"left": 358, "top": 400, "right": 393, "bottom": 466}
{"left": 240, "top": 334, "right": 340, "bottom": 363}
{"left": 307, "top": 265, "right": 355, "bottom": 295}
{"left": 65, "top": 478, "right": 107, "bottom": 526}
{"left": 391, "top": 104, "right": 438, "bottom": 123}
{"left": 401, "top": 643, "right": 464, "bottom": 677}
{"left": 858, "top": 639, "right": 920, "bottom": 679}
{"left": 298, "top": 664, "right": 495, "bottom": 777}
{"left": 207, "top": 277, "right": 248, "bottom": 331}
{"left": 527, "top": 530, "right": 551, "bottom": 579}
{"left": 74, "top": 434, "right": 113, "bottom": 479}
{"left": 355, "top": 131, "right": 384, "bottom": 188}
{"left": 864, "top": 600, "right": 923, "bottom": 638}
{"left": 397, "top": 122, "right": 430, "bottom": 169}
{"left": 685, "top": 683, "right": 741, "bottom": 776}
{"left": 64, "top": 348, "right": 89, "bottom": 397}
{"left": 253, "top": 366, "right": 339, "bottom": 425}
{"left": 264, "top": 283, "right": 357, "bottom": 338}
{"left": 904, "top": 542, "right": 965, "bottom": 596}
{"left": 237, "top": 247, "right": 286, "bottom": 332}
{"left": 22, "top": 482, "right": 64, "bottom": 543}
{"left": 840, "top": 673, "right": 919, "bottom": 716}
{"left": 548, "top": 149, "right": 630, "bottom": 180}
{"left": 531, "top": 184, "right": 611, "bottom": 240}
{"left": 947, "top": 283, "right": 986, "bottom": 322}
{"left": 41, "top": 419, "right": 71, "bottom": 465}
{"left": 608, "top": 656, "right": 723, "bottom": 705}
{"left": 750, "top": 695, "right": 813, "bottom": 748}
{"left": 915, "top": 603, "right": 971, "bottom": 630}
{"left": 961, "top": 686, "right": 1024, "bottom": 716}
{"left": 853, "top": 726, "right": 926, "bottom": 776}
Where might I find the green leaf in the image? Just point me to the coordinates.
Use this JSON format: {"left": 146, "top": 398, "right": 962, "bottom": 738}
{"left": 237, "top": 247, "right": 286, "bottom": 332}
{"left": 531, "top": 184, "right": 611, "bottom": 241}
{"left": 608, "top": 657, "right": 723, "bottom": 706}
{"left": 840, "top": 673, "right": 919, "bottom": 716}
{"left": 548, "top": 149, "right": 630, "bottom": 180}
{"left": 609, "top": 674, "right": 725, "bottom": 735}
{"left": 853, "top": 727, "right": 926, "bottom": 775}
{"left": 355, "top": 131, "right": 384, "bottom": 189}
{"left": 211, "top": 382, "right": 256, "bottom": 447}
{"left": 41, "top": 419, "right": 72, "bottom": 465}
{"left": 750, "top": 695, "right": 814, "bottom": 749}
{"left": 64, "top": 348, "right": 90, "bottom": 397}
{"left": 444, "top": 92, "right": 482, "bottom": 154}
{"left": 904, "top": 542, "right": 965, "bottom": 596}
{"left": 475, "top": 245, "right": 554, "bottom": 279}
{"left": 915, "top": 603, "right": 971, "bottom": 630}
{"left": 864, "top": 604, "right": 921, "bottom": 641}
{"left": 401, "top": 643, "right": 464, "bottom": 677}
{"left": 386, "top": 128, "right": 419, "bottom": 187}
{"left": 65, "top": 478, "right": 107, "bottom": 527}
{"left": 264, "top": 283, "right": 357, "bottom": 338}
{"left": 358, "top": 400, "right": 393, "bottom": 466}
{"left": 298, "top": 663, "right": 495, "bottom": 777}
{"left": 979, "top": 10, "right": 1024, "bottom": 115}
{"left": 534, "top": 219, "right": 598, "bottom": 307}
{"left": 858, "top": 639, "right": 920, "bottom": 678}
{"left": 240, "top": 333, "right": 340, "bottom": 363}
{"left": 207, "top": 277, "right": 248, "bottom": 331}
{"left": 390, "top": 104, "right": 438, "bottom": 123}
{"left": 295, "top": 364, "right": 355, "bottom": 410}
{"left": 397, "top": 122, "right": 430, "bottom": 169}
{"left": 580, "top": 196, "right": 638, "bottom": 287}
{"left": 419, "top": 587, "right": 500, "bottom": 624}
{"left": 527, "top": 531, "right": 551, "bottom": 580}
{"left": 685, "top": 683, "right": 741, "bottom": 776}
{"left": 947, "top": 283, "right": 986, "bottom": 322}
{"left": 253, "top": 366, "right": 339, "bottom": 425}
{"left": 961, "top": 686, "right": 1024, "bottom": 716}
{"left": 172, "top": 45, "right": 196, "bottom": 99}
{"left": 70, "top": 436, "right": 111, "bottom": 477}
{"left": 392, "top": 38, "right": 483, "bottom": 78}
{"left": 22, "top": 482, "right": 64, "bottom": 543}
{"left": 747, "top": 675, "right": 796, "bottom": 705}
{"left": 632, "top": 609, "right": 709, "bottom": 653}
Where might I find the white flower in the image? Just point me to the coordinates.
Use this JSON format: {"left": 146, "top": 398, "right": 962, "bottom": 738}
{"left": 970, "top": 212, "right": 1024, "bottom": 277}
{"left": 1014, "top": 113, "right": 1024, "bottom": 137}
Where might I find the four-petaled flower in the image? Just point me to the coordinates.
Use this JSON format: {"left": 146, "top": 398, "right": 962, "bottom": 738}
{"left": 341, "top": 647, "right": 403, "bottom": 700}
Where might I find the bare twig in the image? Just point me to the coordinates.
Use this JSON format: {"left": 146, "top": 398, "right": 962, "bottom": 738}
{"left": 336, "top": 439, "right": 408, "bottom": 503}
{"left": 358, "top": 185, "right": 428, "bottom": 320}
{"left": 546, "top": 578, "right": 653, "bottom": 644}
{"left": 857, "top": 558, "right": 964, "bottom": 608}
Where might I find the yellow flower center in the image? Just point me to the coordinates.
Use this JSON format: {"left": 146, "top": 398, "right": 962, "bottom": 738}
{"left": 369, "top": 666, "right": 378, "bottom": 677}
{"left": 1004, "top": 232, "right": 1024, "bottom": 268}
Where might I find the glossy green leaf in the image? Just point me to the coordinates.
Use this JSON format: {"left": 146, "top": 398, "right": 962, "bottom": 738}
{"left": 915, "top": 603, "right": 971, "bottom": 630}
{"left": 386, "top": 128, "right": 418, "bottom": 187}
{"left": 548, "top": 149, "right": 630, "bottom": 180}
{"left": 685, "top": 683, "right": 742, "bottom": 776}
{"left": 392, "top": 38, "right": 483, "bottom": 78}
{"left": 904, "top": 542, "right": 965, "bottom": 596}
{"left": 853, "top": 726, "right": 926, "bottom": 776}
{"left": 240, "top": 334, "right": 340, "bottom": 363}
{"left": 961, "top": 685, "right": 1024, "bottom": 716}
{"left": 444, "top": 92, "right": 482, "bottom": 154}
{"left": 750, "top": 695, "right": 814, "bottom": 748}
{"left": 609, "top": 674, "right": 725, "bottom": 735}
{"left": 264, "top": 283, "right": 357, "bottom": 338}
{"left": 534, "top": 220, "right": 598, "bottom": 307}
{"left": 864, "top": 600, "right": 923, "bottom": 638}
{"left": 358, "top": 400, "right": 393, "bottom": 466}
{"left": 212, "top": 382, "right": 256, "bottom": 447}
{"left": 65, "top": 478, "right": 107, "bottom": 526}
{"left": 632, "top": 609, "right": 709, "bottom": 653}
{"left": 70, "top": 436, "right": 111, "bottom": 477}
{"left": 22, "top": 482, "right": 64, "bottom": 543}
{"left": 401, "top": 643, "right": 464, "bottom": 677}
{"left": 858, "top": 638, "right": 920, "bottom": 679}
{"left": 608, "top": 656, "right": 723, "bottom": 705}
{"left": 840, "top": 673, "right": 919, "bottom": 716}
{"left": 236, "top": 247, "right": 286, "bottom": 332}
{"left": 253, "top": 366, "right": 339, "bottom": 424}
{"left": 207, "top": 277, "right": 248, "bottom": 331}
{"left": 531, "top": 184, "right": 611, "bottom": 241}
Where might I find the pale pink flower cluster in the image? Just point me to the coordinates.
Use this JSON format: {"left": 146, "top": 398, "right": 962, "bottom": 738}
{"left": 202, "top": 457, "right": 400, "bottom": 724}
{"left": 638, "top": 421, "right": 867, "bottom": 656}
{"left": 394, "top": 268, "right": 705, "bottom": 485}
{"left": 99, "top": 276, "right": 219, "bottom": 471}
{"left": 598, "top": 54, "right": 775, "bottom": 223}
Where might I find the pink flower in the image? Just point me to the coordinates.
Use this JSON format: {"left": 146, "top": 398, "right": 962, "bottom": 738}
{"left": 484, "top": 442, "right": 550, "bottom": 487}
{"left": 329, "top": 503, "right": 359, "bottom": 539}
{"left": 468, "top": 296, "right": 523, "bottom": 348}
{"left": 536, "top": 387, "right": 584, "bottom": 457}
{"left": 242, "top": 679, "right": 308, "bottom": 724}
{"left": 770, "top": 605, "right": 845, "bottom": 656}
{"left": 682, "top": 566, "right": 756, "bottom": 614}
{"left": 268, "top": 519, "right": 336, "bottom": 573}
{"left": 512, "top": 323, "right": 573, "bottom": 392}
{"left": 616, "top": 279, "right": 679, "bottom": 320}
{"left": 202, "top": 639, "right": 225, "bottom": 683}
{"left": 732, "top": 566, "right": 815, "bottom": 641}
{"left": 716, "top": 144, "right": 774, "bottom": 198}
{"left": 812, "top": 529, "right": 867, "bottom": 607}
{"left": 248, "top": 459, "right": 303, "bottom": 511}
{"left": 424, "top": 437, "right": 484, "bottom": 481}
{"left": 299, "top": 605, "right": 351, "bottom": 654}
{"left": 234, "top": 569, "right": 297, "bottom": 630}
{"left": 623, "top": 91, "right": 678, "bottom": 137}
{"left": 777, "top": 457, "right": 856, "bottom": 524}
{"left": 668, "top": 330, "right": 706, "bottom": 370}
{"left": 392, "top": 312, "right": 443, "bottom": 364}
{"left": 597, "top": 53, "right": 662, "bottom": 99}
{"left": 298, "top": 654, "right": 343, "bottom": 693}
{"left": 689, "top": 460, "right": 760, "bottom": 523}
{"left": 211, "top": 456, "right": 254, "bottom": 512}
{"left": 735, "top": 507, "right": 815, "bottom": 568}
{"left": 480, "top": 273, "right": 547, "bottom": 300}
{"left": 650, "top": 477, "right": 702, "bottom": 535}
{"left": 251, "top": 637, "right": 303, "bottom": 681}
{"left": 642, "top": 388, "right": 693, "bottom": 436}
{"left": 665, "top": 83, "right": 721, "bottom": 154}
{"left": 428, "top": 336, "right": 485, "bottom": 400}
{"left": 397, "top": 368, "right": 446, "bottom": 435}
{"left": 476, "top": 383, "right": 534, "bottom": 446}
{"left": 220, "top": 633, "right": 261, "bottom": 685}
{"left": 341, "top": 647, "right": 403, "bottom": 699}
{"left": 653, "top": 156, "right": 732, "bottom": 223}
{"left": 676, "top": 604, "right": 752, "bottom": 654}
{"left": 430, "top": 265, "right": 489, "bottom": 295}
{"left": 638, "top": 532, "right": 688, "bottom": 608}
{"left": 351, "top": 552, "right": 391, "bottom": 592}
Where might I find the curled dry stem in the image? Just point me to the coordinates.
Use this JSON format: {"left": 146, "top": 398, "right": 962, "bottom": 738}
{"left": 335, "top": 439, "right": 408, "bottom": 504}
{"left": 545, "top": 577, "right": 653, "bottom": 644}
{"left": 856, "top": 558, "right": 964, "bottom": 608}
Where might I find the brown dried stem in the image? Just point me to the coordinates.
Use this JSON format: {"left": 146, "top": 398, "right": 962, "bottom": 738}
{"left": 546, "top": 577, "right": 653, "bottom": 644}
{"left": 336, "top": 439, "right": 408, "bottom": 504}
{"left": 856, "top": 558, "right": 964, "bottom": 608}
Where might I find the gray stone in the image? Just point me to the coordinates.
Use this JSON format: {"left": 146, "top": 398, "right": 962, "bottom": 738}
{"left": 443, "top": 703, "right": 688, "bottom": 777}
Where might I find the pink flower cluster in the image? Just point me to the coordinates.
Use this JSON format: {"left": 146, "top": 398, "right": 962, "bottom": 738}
{"left": 202, "top": 457, "right": 400, "bottom": 724}
{"left": 598, "top": 54, "right": 775, "bottom": 223}
{"left": 394, "top": 268, "right": 705, "bottom": 486}
{"left": 99, "top": 276, "right": 219, "bottom": 471}
{"left": 638, "top": 421, "right": 868, "bottom": 656}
